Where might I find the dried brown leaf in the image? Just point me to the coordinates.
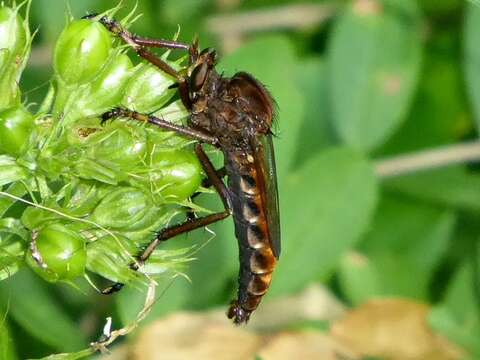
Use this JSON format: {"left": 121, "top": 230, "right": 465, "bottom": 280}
{"left": 259, "top": 331, "right": 359, "bottom": 360}
{"left": 330, "top": 298, "right": 464, "bottom": 360}
{"left": 130, "top": 312, "right": 262, "bottom": 360}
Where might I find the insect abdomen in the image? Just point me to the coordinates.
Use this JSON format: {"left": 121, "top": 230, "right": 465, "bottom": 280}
{"left": 225, "top": 151, "right": 277, "bottom": 323}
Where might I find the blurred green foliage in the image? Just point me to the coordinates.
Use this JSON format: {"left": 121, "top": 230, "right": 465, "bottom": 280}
{"left": 1, "top": 0, "right": 480, "bottom": 358}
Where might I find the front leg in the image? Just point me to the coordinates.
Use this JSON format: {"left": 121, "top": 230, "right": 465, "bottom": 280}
{"left": 84, "top": 15, "right": 195, "bottom": 109}
{"left": 101, "top": 107, "right": 218, "bottom": 146}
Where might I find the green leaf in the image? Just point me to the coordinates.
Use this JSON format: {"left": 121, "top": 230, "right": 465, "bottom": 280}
{"left": 269, "top": 147, "right": 378, "bottom": 296}
{"left": 0, "top": 218, "right": 27, "bottom": 280}
{"left": 429, "top": 261, "right": 480, "bottom": 357}
{"left": 385, "top": 166, "right": 480, "bottom": 213}
{"left": 0, "top": 156, "right": 27, "bottom": 187}
{"left": 0, "top": 182, "right": 26, "bottom": 218}
{"left": 465, "top": 2, "right": 480, "bottom": 132}
{"left": 328, "top": 0, "right": 421, "bottom": 151}
{"left": 338, "top": 252, "right": 382, "bottom": 306}
{"left": 293, "top": 58, "right": 336, "bottom": 168}
{"left": 347, "top": 194, "right": 456, "bottom": 301}
{"left": 0, "top": 269, "right": 86, "bottom": 351}
{"left": 0, "top": 320, "right": 17, "bottom": 360}
{"left": 379, "top": 44, "right": 470, "bottom": 155}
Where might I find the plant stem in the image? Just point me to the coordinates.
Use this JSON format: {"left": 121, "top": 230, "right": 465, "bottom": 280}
{"left": 374, "top": 141, "right": 480, "bottom": 178}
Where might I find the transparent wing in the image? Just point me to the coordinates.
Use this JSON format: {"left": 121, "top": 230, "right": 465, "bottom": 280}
{"left": 253, "top": 134, "right": 281, "bottom": 258}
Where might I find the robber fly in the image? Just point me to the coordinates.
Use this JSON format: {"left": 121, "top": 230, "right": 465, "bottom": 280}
{"left": 86, "top": 15, "right": 280, "bottom": 324}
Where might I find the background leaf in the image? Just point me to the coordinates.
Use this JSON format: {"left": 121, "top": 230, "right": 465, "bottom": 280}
{"left": 429, "top": 260, "right": 480, "bottom": 357}
{"left": 339, "top": 193, "right": 456, "bottom": 303}
{"left": 0, "top": 321, "right": 17, "bottom": 360}
{"left": 0, "top": 270, "right": 86, "bottom": 352}
{"left": 269, "top": 147, "right": 378, "bottom": 296}
{"left": 384, "top": 166, "right": 480, "bottom": 213}
{"left": 328, "top": 0, "right": 421, "bottom": 151}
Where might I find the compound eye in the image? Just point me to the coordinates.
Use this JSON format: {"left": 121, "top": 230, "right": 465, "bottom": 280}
{"left": 200, "top": 48, "right": 217, "bottom": 65}
{"left": 190, "top": 62, "right": 209, "bottom": 92}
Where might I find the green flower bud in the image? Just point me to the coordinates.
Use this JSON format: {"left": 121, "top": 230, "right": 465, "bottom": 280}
{"left": 90, "top": 54, "right": 133, "bottom": 105}
{"left": 122, "top": 63, "right": 176, "bottom": 113}
{"left": 76, "top": 53, "right": 134, "bottom": 115}
{"left": 0, "top": 5, "right": 30, "bottom": 110}
{"left": 54, "top": 19, "right": 112, "bottom": 85}
{"left": 86, "top": 234, "right": 137, "bottom": 283}
{"left": 90, "top": 126, "right": 147, "bottom": 165}
{"left": 0, "top": 106, "right": 34, "bottom": 156}
{"left": 0, "top": 5, "right": 28, "bottom": 69}
{"left": 26, "top": 224, "right": 87, "bottom": 282}
{"left": 149, "top": 149, "right": 202, "bottom": 202}
{"left": 90, "top": 187, "right": 159, "bottom": 231}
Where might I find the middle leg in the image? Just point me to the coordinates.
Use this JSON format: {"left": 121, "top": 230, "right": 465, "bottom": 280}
{"left": 102, "top": 144, "right": 231, "bottom": 293}
{"left": 137, "top": 143, "right": 232, "bottom": 263}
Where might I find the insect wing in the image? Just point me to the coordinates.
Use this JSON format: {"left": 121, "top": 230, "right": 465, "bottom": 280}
{"left": 253, "top": 134, "right": 281, "bottom": 258}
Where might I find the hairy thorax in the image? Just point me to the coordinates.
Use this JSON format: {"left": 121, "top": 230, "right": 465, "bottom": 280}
{"left": 190, "top": 71, "right": 272, "bottom": 150}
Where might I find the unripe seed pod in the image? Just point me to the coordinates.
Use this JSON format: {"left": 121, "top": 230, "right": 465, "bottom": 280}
{"left": 0, "top": 106, "right": 34, "bottom": 156}
{"left": 26, "top": 224, "right": 87, "bottom": 282}
{"left": 122, "top": 63, "right": 176, "bottom": 113}
{"left": 149, "top": 149, "right": 203, "bottom": 202}
{"left": 0, "top": 5, "right": 28, "bottom": 69}
{"left": 0, "top": 5, "right": 29, "bottom": 109}
{"left": 54, "top": 19, "right": 112, "bottom": 85}
{"left": 87, "top": 53, "right": 134, "bottom": 111}
{"left": 90, "top": 187, "right": 158, "bottom": 231}
{"left": 90, "top": 126, "right": 146, "bottom": 165}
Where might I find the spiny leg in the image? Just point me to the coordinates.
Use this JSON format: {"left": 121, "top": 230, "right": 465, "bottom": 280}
{"left": 187, "top": 167, "right": 227, "bottom": 220}
{"left": 89, "top": 15, "right": 194, "bottom": 109}
{"left": 102, "top": 144, "right": 231, "bottom": 294}
{"left": 101, "top": 107, "right": 218, "bottom": 146}
{"left": 138, "top": 144, "right": 232, "bottom": 262}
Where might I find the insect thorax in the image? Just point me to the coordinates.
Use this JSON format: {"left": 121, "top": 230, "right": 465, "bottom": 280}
{"left": 189, "top": 72, "right": 272, "bottom": 149}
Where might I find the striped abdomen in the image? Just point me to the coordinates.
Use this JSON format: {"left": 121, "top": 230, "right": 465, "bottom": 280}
{"left": 225, "top": 150, "right": 277, "bottom": 324}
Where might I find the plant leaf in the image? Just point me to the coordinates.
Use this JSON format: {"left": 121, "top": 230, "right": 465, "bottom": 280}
{"left": 0, "top": 320, "right": 17, "bottom": 360}
{"left": 340, "top": 194, "right": 456, "bottom": 303}
{"left": 385, "top": 166, "right": 480, "bottom": 213}
{"left": 269, "top": 147, "right": 378, "bottom": 296}
{"left": 328, "top": 0, "right": 422, "bottom": 151}
{"left": 0, "top": 269, "right": 86, "bottom": 351}
{"left": 429, "top": 261, "right": 480, "bottom": 357}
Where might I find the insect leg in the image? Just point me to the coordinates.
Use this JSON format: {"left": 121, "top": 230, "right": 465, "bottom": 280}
{"left": 187, "top": 167, "right": 227, "bottom": 220}
{"left": 102, "top": 145, "right": 231, "bottom": 294}
{"left": 101, "top": 209, "right": 230, "bottom": 295}
{"left": 94, "top": 16, "right": 194, "bottom": 109}
{"left": 138, "top": 143, "right": 232, "bottom": 262}
{"left": 101, "top": 107, "right": 218, "bottom": 145}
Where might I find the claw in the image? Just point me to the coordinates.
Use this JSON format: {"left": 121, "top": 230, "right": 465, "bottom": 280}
{"left": 227, "top": 300, "right": 251, "bottom": 325}
{"left": 81, "top": 13, "right": 99, "bottom": 20}
{"left": 100, "top": 107, "right": 123, "bottom": 126}
{"left": 82, "top": 13, "right": 118, "bottom": 33}
{"left": 101, "top": 282, "right": 124, "bottom": 295}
